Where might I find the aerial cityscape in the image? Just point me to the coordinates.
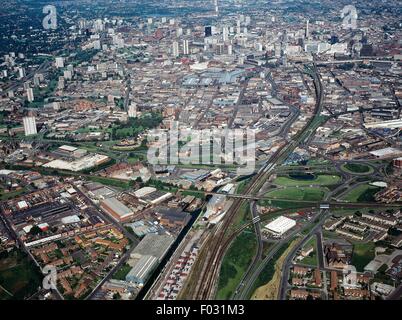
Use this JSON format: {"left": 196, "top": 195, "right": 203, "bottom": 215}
{"left": 0, "top": 0, "right": 401, "bottom": 304}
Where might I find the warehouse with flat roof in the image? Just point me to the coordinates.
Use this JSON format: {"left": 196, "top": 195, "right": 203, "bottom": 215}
{"left": 100, "top": 197, "right": 134, "bottom": 222}
{"left": 125, "top": 255, "right": 158, "bottom": 285}
{"left": 131, "top": 233, "right": 175, "bottom": 262}
{"left": 265, "top": 216, "right": 296, "bottom": 236}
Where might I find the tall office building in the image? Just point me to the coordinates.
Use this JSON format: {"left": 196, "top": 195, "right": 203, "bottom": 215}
{"left": 176, "top": 27, "right": 183, "bottom": 37}
{"left": 23, "top": 116, "right": 37, "bottom": 136}
{"left": 245, "top": 16, "right": 251, "bottom": 26}
{"left": 305, "top": 19, "right": 310, "bottom": 39}
{"left": 214, "top": 0, "right": 219, "bottom": 16}
{"left": 182, "top": 40, "right": 189, "bottom": 55}
{"left": 256, "top": 43, "right": 263, "bottom": 52}
{"left": 26, "top": 88, "right": 34, "bottom": 102}
{"left": 172, "top": 41, "right": 179, "bottom": 58}
{"left": 205, "top": 26, "right": 212, "bottom": 37}
{"left": 216, "top": 43, "right": 224, "bottom": 55}
{"left": 236, "top": 20, "right": 241, "bottom": 34}
{"left": 222, "top": 26, "right": 229, "bottom": 42}
{"left": 55, "top": 57, "right": 64, "bottom": 68}
{"left": 18, "top": 67, "right": 25, "bottom": 79}
{"left": 274, "top": 44, "right": 281, "bottom": 58}
{"left": 227, "top": 44, "right": 233, "bottom": 55}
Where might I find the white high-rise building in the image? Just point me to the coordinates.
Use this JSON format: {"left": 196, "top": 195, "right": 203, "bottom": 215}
{"left": 214, "top": 0, "right": 219, "bottom": 15}
{"left": 182, "top": 40, "right": 189, "bottom": 55}
{"left": 64, "top": 70, "right": 72, "bottom": 80}
{"left": 26, "top": 88, "right": 34, "bottom": 102}
{"left": 147, "top": 18, "right": 153, "bottom": 25}
{"left": 222, "top": 26, "right": 229, "bottom": 42}
{"left": 274, "top": 44, "right": 281, "bottom": 57}
{"left": 245, "top": 16, "right": 251, "bottom": 26}
{"left": 128, "top": 104, "right": 137, "bottom": 118}
{"left": 176, "top": 27, "right": 183, "bottom": 37}
{"left": 227, "top": 44, "right": 233, "bottom": 55}
{"left": 55, "top": 57, "right": 64, "bottom": 68}
{"left": 172, "top": 41, "right": 179, "bottom": 58}
{"left": 23, "top": 116, "right": 37, "bottom": 136}
{"left": 161, "top": 17, "right": 167, "bottom": 24}
{"left": 94, "top": 19, "right": 104, "bottom": 32}
{"left": 18, "top": 67, "right": 25, "bottom": 79}
{"left": 236, "top": 20, "right": 241, "bottom": 34}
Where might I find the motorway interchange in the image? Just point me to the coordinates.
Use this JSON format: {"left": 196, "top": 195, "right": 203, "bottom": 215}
{"left": 177, "top": 62, "right": 401, "bottom": 301}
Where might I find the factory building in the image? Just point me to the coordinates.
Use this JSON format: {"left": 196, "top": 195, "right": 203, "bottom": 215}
{"left": 264, "top": 216, "right": 296, "bottom": 236}
{"left": 131, "top": 233, "right": 175, "bottom": 262}
{"left": 125, "top": 233, "right": 175, "bottom": 286}
{"left": 125, "top": 255, "right": 158, "bottom": 285}
{"left": 23, "top": 116, "right": 37, "bottom": 136}
{"left": 100, "top": 197, "right": 135, "bottom": 222}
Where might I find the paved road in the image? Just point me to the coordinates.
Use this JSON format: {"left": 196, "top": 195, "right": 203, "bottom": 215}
{"left": 278, "top": 210, "right": 330, "bottom": 300}
{"left": 232, "top": 61, "right": 326, "bottom": 300}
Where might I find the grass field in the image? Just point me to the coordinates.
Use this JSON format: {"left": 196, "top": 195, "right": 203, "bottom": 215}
{"left": 0, "top": 188, "right": 26, "bottom": 201}
{"left": 273, "top": 175, "right": 341, "bottom": 187}
{"left": 216, "top": 232, "right": 257, "bottom": 300}
{"left": 342, "top": 184, "right": 381, "bottom": 202}
{"left": 248, "top": 242, "right": 290, "bottom": 299}
{"left": 341, "top": 163, "right": 373, "bottom": 175}
{"left": 112, "top": 263, "right": 131, "bottom": 281}
{"left": 0, "top": 250, "right": 42, "bottom": 300}
{"left": 86, "top": 175, "right": 131, "bottom": 189}
{"left": 224, "top": 203, "right": 251, "bottom": 237}
{"left": 251, "top": 238, "right": 300, "bottom": 300}
{"left": 265, "top": 187, "right": 326, "bottom": 202}
{"left": 299, "top": 237, "right": 318, "bottom": 267}
{"left": 351, "top": 242, "right": 376, "bottom": 272}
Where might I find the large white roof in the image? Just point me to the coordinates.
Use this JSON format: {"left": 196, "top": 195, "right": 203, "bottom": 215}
{"left": 265, "top": 216, "right": 296, "bottom": 234}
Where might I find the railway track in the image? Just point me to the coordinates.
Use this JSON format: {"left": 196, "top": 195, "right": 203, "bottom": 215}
{"left": 190, "top": 64, "right": 327, "bottom": 300}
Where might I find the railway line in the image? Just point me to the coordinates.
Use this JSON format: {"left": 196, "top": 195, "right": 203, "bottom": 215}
{"left": 188, "top": 63, "right": 328, "bottom": 299}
